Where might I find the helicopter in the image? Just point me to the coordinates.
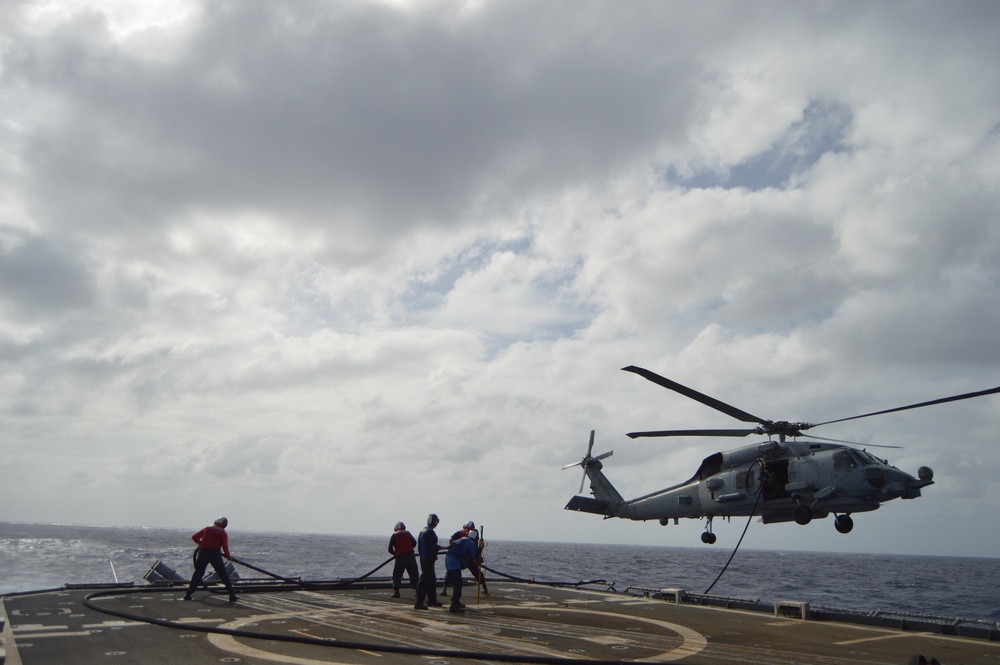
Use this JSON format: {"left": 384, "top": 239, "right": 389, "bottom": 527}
{"left": 564, "top": 365, "right": 1000, "bottom": 544}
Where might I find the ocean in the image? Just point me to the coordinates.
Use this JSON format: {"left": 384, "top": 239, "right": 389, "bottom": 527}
{"left": 2, "top": 521, "right": 998, "bottom": 624}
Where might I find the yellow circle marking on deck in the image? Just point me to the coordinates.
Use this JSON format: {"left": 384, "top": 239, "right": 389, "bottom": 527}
{"left": 517, "top": 606, "right": 708, "bottom": 662}
{"left": 207, "top": 604, "right": 708, "bottom": 664}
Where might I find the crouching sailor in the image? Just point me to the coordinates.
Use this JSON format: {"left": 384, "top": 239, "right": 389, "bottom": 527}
{"left": 183, "top": 516, "right": 239, "bottom": 602}
{"left": 444, "top": 529, "right": 480, "bottom": 613}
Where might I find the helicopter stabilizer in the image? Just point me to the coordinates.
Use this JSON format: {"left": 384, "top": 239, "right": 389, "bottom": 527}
{"left": 565, "top": 495, "right": 610, "bottom": 514}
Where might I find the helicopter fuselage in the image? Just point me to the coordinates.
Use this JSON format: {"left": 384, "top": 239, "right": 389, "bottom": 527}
{"left": 565, "top": 439, "right": 934, "bottom": 538}
{"left": 563, "top": 365, "right": 994, "bottom": 544}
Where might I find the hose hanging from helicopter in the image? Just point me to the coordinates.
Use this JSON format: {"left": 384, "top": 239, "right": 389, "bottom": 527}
{"left": 702, "top": 457, "right": 766, "bottom": 595}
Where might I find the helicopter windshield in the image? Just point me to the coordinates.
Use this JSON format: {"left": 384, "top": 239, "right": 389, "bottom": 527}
{"left": 858, "top": 450, "right": 888, "bottom": 466}
{"left": 833, "top": 449, "right": 861, "bottom": 470}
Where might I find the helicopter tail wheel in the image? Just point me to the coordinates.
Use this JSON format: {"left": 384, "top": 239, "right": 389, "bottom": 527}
{"left": 793, "top": 504, "right": 812, "bottom": 525}
{"left": 834, "top": 514, "right": 854, "bottom": 534}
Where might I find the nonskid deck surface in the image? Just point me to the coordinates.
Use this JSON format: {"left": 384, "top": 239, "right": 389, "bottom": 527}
{"left": 2, "top": 582, "right": 995, "bottom": 665}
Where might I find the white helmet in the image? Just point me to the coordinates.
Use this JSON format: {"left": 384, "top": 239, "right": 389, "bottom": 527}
{"left": 394, "top": 521, "right": 406, "bottom": 531}
{"left": 214, "top": 516, "right": 228, "bottom": 528}
{"left": 463, "top": 521, "right": 475, "bottom": 530}
{"left": 427, "top": 513, "right": 439, "bottom": 526}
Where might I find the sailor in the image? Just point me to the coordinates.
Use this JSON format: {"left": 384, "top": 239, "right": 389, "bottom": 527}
{"left": 444, "top": 529, "right": 480, "bottom": 613}
{"left": 183, "top": 516, "right": 238, "bottom": 602}
{"left": 442, "top": 520, "right": 488, "bottom": 596}
{"left": 388, "top": 521, "right": 419, "bottom": 598}
{"left": 414, "top": 513, "right": 444, "bottom": 610}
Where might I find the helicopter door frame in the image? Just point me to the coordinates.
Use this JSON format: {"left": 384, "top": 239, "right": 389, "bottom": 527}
{"left": 762, "top": 459, "right": 790, "bottom": 501}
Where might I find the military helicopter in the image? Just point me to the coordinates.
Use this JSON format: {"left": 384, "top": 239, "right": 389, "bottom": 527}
{"left": 564, "top": 365, "right": 1000, "bottom": 544}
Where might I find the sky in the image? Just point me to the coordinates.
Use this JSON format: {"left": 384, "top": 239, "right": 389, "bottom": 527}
{"left": 2, "top": 0, "right": 999, "bottom": 559}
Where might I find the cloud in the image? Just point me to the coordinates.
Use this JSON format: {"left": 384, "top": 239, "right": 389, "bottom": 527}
{"left": 1, "top": 0, "right": 999, "bottom": 558}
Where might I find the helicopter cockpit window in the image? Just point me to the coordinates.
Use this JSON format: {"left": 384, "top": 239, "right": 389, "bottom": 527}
{"left": 833, "top": 450, "right": 858, "bottom": 470}
{"left": 858, "top": 450, "right": 887, "bottom": 466}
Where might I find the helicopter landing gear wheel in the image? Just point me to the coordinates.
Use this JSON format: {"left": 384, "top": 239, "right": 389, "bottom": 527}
{"left": 701, "top": 517, "right": 717, "bottom": 544}
{"left": 834, "top": 514, "right": 854, "bottom": 534}
{"left": 793, "top": 504, "right": 812, "bottom": 525}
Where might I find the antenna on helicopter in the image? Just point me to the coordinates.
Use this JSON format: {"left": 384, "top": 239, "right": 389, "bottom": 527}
{"left": 562, "top": 430, "right": 613, "bottom": 494}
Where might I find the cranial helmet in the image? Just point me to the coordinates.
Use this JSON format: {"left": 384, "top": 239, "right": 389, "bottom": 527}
{"left": 466, "top": 529, "right": 479, "bottom": 541}
{"left": 394, "top": 521, "right": 405, "bottom": 531}
{"left": 463, "top": 521, "right": 475, "bottom": 530}
{"left": 214, "top": 516, "right": 229, "bottom": 528}
{"left": 427, "top": 513, "right": 439, "bottom": 526}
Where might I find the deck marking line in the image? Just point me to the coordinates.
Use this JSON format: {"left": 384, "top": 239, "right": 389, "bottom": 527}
{"left": 12, "top": 624, "right": 68, "bottom": 632}
{"left": 9, "top": 631, "right": 93, "bottom": 639}
{"left": 836, "top": 632, "right": 930, "bottom": 646}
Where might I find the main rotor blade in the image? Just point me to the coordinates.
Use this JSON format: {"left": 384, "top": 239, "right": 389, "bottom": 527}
{"left": 806, "top": 434, "right": 902, "bottom": 449}
{"left": 813, "top": 385, "right": 1000, "bottom": 427}
{"left": 622, "top": 366, "right": 765, "bottom": 424}
{"left": 627, "top": 428, "right": 759, "bottom": 439}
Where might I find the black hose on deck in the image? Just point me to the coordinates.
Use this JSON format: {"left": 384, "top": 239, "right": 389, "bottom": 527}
{"left": 482, "top": 564, "right": 609, "bottom": 589}
{"left": 82, "top": 584, "right": 679, "bottom": 664}
{"left": 230, "top": 557, "right": 302, "bottom": 584}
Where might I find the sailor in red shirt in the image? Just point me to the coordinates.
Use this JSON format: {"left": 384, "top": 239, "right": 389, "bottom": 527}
{"left": 183, "top": 516, "right": 238, "bottom": 602}
{"left": 388, "top": 521, "right": 419, "bottom": 598}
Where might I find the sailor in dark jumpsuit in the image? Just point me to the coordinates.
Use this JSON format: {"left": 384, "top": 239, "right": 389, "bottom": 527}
{"left": 414, "top": 513, "right": 444, "bottom": 609}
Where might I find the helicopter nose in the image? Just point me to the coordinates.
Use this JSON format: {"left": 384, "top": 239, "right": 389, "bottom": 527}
{"left": 898, "top": 466, "right": 934, "bottom": 498}
{"left": 907, "top": 466, "right": 934, "bottom": 490}
{"left": 864, "top": 468, "right": 887, "bottom": 489}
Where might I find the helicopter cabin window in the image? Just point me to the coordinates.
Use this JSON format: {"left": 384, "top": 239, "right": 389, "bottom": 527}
{"left": 735, "top": 469, "right": 756, "bottom": 491}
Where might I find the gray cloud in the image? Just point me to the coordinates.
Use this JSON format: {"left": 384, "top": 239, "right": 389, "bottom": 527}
{"left": 1, "top": 0, "right": 999, "bottom": 557}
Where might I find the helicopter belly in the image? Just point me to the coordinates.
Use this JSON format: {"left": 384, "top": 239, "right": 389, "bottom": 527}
{"left": 760, "top": 496, "right": 881, "bottom": 524}
{"left": 624, "top": 489, "right": 702, "bottom": 521}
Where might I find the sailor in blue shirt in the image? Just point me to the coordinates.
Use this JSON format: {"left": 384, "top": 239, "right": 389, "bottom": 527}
{"left": 444, "top": 529, "right": 480, "bottom": 613}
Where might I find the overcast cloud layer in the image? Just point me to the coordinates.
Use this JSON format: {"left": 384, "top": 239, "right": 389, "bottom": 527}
{"left": 2, "top": 0, "right": 999, "bottom": 558}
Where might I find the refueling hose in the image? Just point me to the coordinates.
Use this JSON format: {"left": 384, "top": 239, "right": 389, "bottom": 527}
{"left": 702, "top": 458, "right": 765, "bottom": 595}
{"left": 483, "top": 564, "right": 608, "bottom": 589}
{"left": 231, "top": 556, "right": 305, "bottom": 584}
{"left": 82, "top": 580, "right": 674, "bottom": 664}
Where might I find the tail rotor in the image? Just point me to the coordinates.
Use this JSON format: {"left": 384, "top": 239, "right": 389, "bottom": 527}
{"left": 562, "top": 430, "right": 613, "bottom": 495}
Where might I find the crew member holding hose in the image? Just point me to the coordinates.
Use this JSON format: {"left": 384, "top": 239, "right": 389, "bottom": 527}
{"left": 388, "top": 521, "right": 419, "bottom": 598}
{"left": 414, "top": 513, "right": 444, "bottom": 610}
{"left": 183, "top": 516, "right": 239, "bottom": 602}
{"left": 444, "top": 529, "right": 480, "bottom": 613}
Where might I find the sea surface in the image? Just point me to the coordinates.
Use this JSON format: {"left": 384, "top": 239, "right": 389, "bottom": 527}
{"left": 2, "top": 521, "right": 998, "bottom": 624}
